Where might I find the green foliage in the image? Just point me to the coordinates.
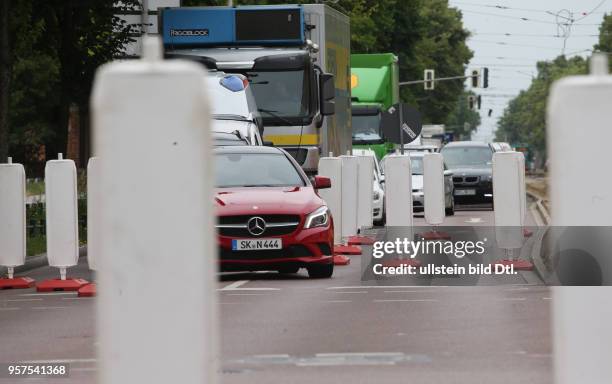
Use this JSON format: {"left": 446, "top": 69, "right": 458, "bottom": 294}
{"left": 594, "top": 13, "right": 612, "bottom": 71}
{"left": 496, "top": 56, "right": 588, "bottom": 156}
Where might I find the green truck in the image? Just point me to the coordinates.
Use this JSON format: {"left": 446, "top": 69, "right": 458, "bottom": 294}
{"left": 350, "top": 53, "right": 400, "bottom": 160}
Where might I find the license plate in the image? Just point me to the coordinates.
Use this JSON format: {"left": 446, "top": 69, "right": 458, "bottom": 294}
{"left": 455, "top": 189, "right": 476, "bottom": 196}
{"left": 232, "top": 238, "right": 282, "bottom": 251}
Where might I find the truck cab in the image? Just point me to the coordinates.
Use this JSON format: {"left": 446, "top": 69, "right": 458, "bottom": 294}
{"left": 160, "top": 5, "right": 351, "bottom": 173}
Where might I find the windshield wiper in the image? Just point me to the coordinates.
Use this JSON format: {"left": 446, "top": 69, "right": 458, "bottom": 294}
{"left": 258, "top": 108, "right": 295, "bottom": 127}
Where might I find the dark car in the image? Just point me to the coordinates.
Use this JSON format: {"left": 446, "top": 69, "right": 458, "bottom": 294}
{"left": 440, "top": 141, "right": 494, "bottom": 205}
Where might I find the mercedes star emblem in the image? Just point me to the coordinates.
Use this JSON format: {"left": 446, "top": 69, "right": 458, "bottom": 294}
{"left": 247, "top": 216, "right": 266, "bottom": 236}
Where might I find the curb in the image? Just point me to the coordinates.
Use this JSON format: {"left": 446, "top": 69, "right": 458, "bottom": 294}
{"left": 0, "top": 246, "right": 87, "bottom": 277}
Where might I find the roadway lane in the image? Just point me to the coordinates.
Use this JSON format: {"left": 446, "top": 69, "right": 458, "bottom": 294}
{"left": 0, "top": 206, "right": 551, "bottom": 383}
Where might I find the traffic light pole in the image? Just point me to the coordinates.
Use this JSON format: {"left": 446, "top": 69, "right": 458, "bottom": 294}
{"left": 399, "top": 74, "right": 473, "bottom": 86}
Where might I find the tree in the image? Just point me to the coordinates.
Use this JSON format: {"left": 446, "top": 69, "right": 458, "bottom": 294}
{"left": 445, "top": 91, "right": 481, "bottom": 139}
{"left": 0, "top": 0, "right": 10, "bottom": 163}
{"left": 594, "top": 13, "right": 612, "bottom": 71}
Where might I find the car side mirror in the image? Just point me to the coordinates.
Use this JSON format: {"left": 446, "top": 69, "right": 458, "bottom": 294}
{"left": 263, "top": 141, "right": 274, "bottom": 147}
{"left": 319, "top": 73, "right": 335, "bottom": 116}
{"left": 313, "top": 175, "right": 331, "bottom": 189}
{"left": 443, "top": 170, "right": 453, "bottom": 176}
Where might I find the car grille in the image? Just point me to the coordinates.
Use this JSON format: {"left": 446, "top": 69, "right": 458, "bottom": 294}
{"left": 220, "top": 244, "right": 312, "bottom": 260}
{"left": 217, "top": 214, "right": 301, "bottom": 237}
{"left": 452, "top": 176, "right": 480, "bottom": 185}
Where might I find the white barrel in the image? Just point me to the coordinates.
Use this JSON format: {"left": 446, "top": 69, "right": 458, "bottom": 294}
{"left": 355, "top": 155, "right": 374, "bottom": 230}
{"left": 339, "top": 155, "right": 359, "bottom": 239}
{"left": 0, "top": 161, "right": 26, "bottom": 267}
{"left": 92, "top": 36, "right": 215, "bottom": 384}
{"left": 318, "top": 157, "right": 343, "bottom": 243}
{"left": 45, "top": 157, "right": 79, "bottom": 268}
{"left": 492, "top": 151, "right": 524, "bottom": 249}
{"left": 384, "top": 154, "right": 413, "bottom": 227}
{"left": 423, "top": 153, "right": 445, "bottom": 225}
{"left": 549, "top": 54, "right": 612, "bottom": 384}
{"left": 87, "top": 157, "right": 100, "bottom": 271}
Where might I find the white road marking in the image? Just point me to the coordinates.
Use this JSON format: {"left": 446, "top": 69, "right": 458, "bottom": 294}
{"left": 20, "top": 292, "right": 76, "bottom": 297}
{"left": 383, "top": 290, "right": 438, "bottom": 293}
{"left": 374, "top": 299, "right": 438, "bottom": 303}
{"left": 332, "top": 291, "right": 368, "bottom": 294}
{"left": 226, "top": 293, "right": 271, "bottom": 296}
{"left": 0, "top": 307, "right": 20, "bottom": 311}
{"left": 328, "top": 286, "right": 447, "bottom": 290}
{"left": 499, "top": 297, "right": 527, "bottom": 301}
{"left": 465, "top": 217, "right": 483, "bottom": 223}
{"left": 542, "top": 297, "right": 552, "bottom": 300}
{"left": 321, "top": 300, "right": 352, "bottom": 303}
{"left": 31, "top": 306, "right": 69, "bottom": 310}
{"left": 219, "top": 280, "right": 280, "bottom": 291}
{"left": 316, "top": 352, "right": 404, "bottom": 357}
{"left": 23, "top": 358, "right": 97, "bottom": 364}
{"left": 4, "top": 298, "right": 43, "bottom": 302}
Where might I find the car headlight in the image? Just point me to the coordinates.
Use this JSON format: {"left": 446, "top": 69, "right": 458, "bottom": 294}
{"left": 304, "top": 206, "right": 329, "bottom": 229}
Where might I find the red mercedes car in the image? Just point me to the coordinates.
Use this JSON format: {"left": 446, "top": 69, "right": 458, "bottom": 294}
{"left": 215, "top": 146, "right": 334, "bottom": 278}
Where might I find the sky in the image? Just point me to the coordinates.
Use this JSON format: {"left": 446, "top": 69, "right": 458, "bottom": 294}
{"left": 447, "top": 0, "right": 611, "bottom": 142}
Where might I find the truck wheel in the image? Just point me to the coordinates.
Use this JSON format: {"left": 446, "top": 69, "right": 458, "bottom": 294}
{"left": 307, "top": 263, "right": 334, "bottom": 278}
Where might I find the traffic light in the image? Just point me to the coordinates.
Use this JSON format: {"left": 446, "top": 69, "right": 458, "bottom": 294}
{"left": 482, "top": 67, "right": 489, "bottom": 88}
{"left": 488, "top": 108, "right": 493, "bottom": 117}
{"left": 477, "top": 95, "right": 482, "bottom": 110}
{"left": 471, "top": 69, "right": 480, "bottom": 88}
{"left": 424, "top": 69, "right": 435, "bottom": 90}
{"left": 468, "top": 95, "right": 476, "bottom": 111}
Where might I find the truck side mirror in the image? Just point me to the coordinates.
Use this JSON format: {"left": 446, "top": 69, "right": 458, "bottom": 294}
{"left": 319, "top": 73, "right": 335, "bottom": 116}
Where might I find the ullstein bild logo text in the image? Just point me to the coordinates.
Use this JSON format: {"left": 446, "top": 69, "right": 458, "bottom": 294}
{"left": 170, "top": 29, "right": 209, "bottom": 37}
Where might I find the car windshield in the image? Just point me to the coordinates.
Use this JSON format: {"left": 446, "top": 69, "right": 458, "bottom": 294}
{"left": 352, "top": 114, "right": 382, "bottom": 142}
{"left": 215, "top": 153, "right": 305, "bottom": 188}
{"left": 410, "top": 157, "right": 424, "bottom": 175}
{"left": 246, "top": 70, "right": 310, "bottom": 121}
{"left": 441, "top": 146, "right": 493, "bottom": 169}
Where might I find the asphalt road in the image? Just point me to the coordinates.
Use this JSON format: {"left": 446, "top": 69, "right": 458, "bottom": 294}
{"left": 0, "top": 205, "right": 552, "bottom": 383}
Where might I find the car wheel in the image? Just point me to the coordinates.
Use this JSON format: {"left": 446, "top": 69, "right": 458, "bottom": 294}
{"left": 307, "top": 263, "right": 334, "bottom": 278}
{"left": 277, "top": 267, "right": 300, "bottom": 274}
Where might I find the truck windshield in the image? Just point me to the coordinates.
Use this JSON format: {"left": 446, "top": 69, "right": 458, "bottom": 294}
{"left": 352, "top": 114, "right": 382, "bottom": 143}
{"left": 246, "top": 69, "right": 311, "bottom": 124}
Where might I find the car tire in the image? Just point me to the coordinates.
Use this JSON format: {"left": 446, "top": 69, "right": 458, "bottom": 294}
{"left": 307, "top": 263, "right": 334, "bottom": 278}
{"left": 278, "top": 267, "right": 300, "bottom": 274}
{"left": 446, "top": 197, "right": 455, "bottom": 216}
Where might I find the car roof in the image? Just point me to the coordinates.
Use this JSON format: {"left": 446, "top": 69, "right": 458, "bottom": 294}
{"left": 214, "top": 145, "right": 283, "bottom": 155}
{"left": 442, "top": 141, "right": 490, "bottom": 148}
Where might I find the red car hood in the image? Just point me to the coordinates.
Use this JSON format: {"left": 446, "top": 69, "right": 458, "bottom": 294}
{"left": 215, "top": 186, "right": 324, "bottom": 216}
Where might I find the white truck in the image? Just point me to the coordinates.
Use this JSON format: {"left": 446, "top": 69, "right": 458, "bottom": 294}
{"left": 160, "top": 4, "right": 352, "bottom": 173}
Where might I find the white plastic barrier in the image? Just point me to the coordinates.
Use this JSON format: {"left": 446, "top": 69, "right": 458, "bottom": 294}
{"left": 492, "top": 151, "right": 524, "bottom": 250}
{"left": 92, "top": 37, "right": 216, "bottom": 384}
{"left": 355, "top": 155, "right": 374, "bottom": 230}
{"left": 0, "top": 158, "right": 26, "bottom": 276}
{"left": 423, "top": 153, "right": 445, "bottom": 225}
{"left": 384, "top": 154, "right": 413, "bottom": 227}
{"left": 318, "top": 156, "right": 343, "bottom": 243}
{"left": 340, "top": 155, "right": 359, "bottom": 239}
{"left": 45, "top": 154, "right": 79, "bottom": 276}
{"left": 549, "top": 54, "right": 612, "bottom": 384}
{"left": 87, "top": 157, "right": 100, "bottom": 271}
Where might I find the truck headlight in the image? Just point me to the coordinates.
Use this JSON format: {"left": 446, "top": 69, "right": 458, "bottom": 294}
{"left": 304, "top": 206, "right": 329, "bottom": 229}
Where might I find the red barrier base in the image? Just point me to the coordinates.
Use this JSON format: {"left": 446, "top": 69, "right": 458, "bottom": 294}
{"left": 382, "top": 259, "right": 422, "bottom": 268}
{"left": 347, "top": 235, "right": 375, "bottom": 245}
{"left": 419, "top": 231, "right": 451, "bottom": 241}
{"left": 333, "top": 254, "right": 351, "bottom": 266}
{"left": 334, "top": 245, "right": 362, "bottom": 255}
{"left": 78, "top": 283, "right": 96, "bottom": 297}
{"left": 492, "top": 259, "right": 534, "bottom": 271}
{"left": 0, "top": 277, "right": 35, "bottom": 290}
{"left": 36, "top": 278, "right": 89, "bottom": 292}
{"left": 523, "top": 229, "right": 533, "bottom": 238}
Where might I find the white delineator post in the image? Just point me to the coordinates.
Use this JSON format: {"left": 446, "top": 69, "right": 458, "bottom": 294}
{"left": 45, "top": 153, "right": 80, "bottom": 280}
{"left": 423, "top": 153, "right": 445, "bottom": 226}
{"left": 384, "top": 154, "right": 413, "bottom": 227}
{"left": 0, "top": 157, "right": 30, "bottom": 286}
{"left": 492, "top": 151, "right": 526, "bottom": 258}
{"left": 355, "top": 155, "right": 374, "bottom": 231}
{"left": 549, "top": 53, "right": 612, "bottom": 384}
{"left": 339, "top": 154, "right": 359, "bottom": 241}
{"left": 92, "top": 36, "right": 216, "bottom": 384}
